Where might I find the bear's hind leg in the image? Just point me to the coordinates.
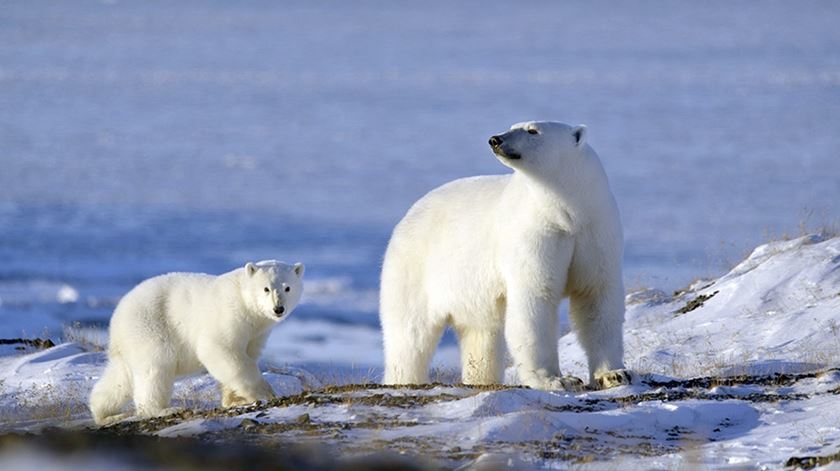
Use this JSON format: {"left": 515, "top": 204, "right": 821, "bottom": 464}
{"left": 89, "top": 353, "right": 133, "bottom": 425}
{"left": 382, "top": 318, "right": 446, "bottom": 385}
{"left": 132, "top": 365, "right": 175, "bottom": 418}
{"left": 456, "top": 326, "right": 504, "bottom": 385}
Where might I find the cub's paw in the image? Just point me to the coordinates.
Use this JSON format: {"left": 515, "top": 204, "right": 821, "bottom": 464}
{"left": 222, "top": 389, "right": 253, "bottom": 408}
{"left": 95, "top": 412, "right": 131, "bottom": 426}
{"left": 156, "top": 407, "right": 184, "bottom": 418}
{"left": 222, "top": 383, "right": 276, "bottom": 408}
{"left": 595, "top": 369, "right": 633, "bottom": 389}
{"left": 137, "top": 406, "right": 184, "bottom": 419}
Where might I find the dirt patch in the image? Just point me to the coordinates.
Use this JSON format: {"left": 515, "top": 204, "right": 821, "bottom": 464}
{"left": 786, "top": 450, "right": 840, "bottom": 469}
{"left": 642, "top": 368, "right": 840, "bottom": 389}
{"left": 102, "top": 368, "right": 840, "bottom": 435}
{"left": 91, "top": 367, "right": 840, "bottom": 468}
{"left": 0, "top": 338, "right": 55, "bottom": 350}
{"left": 675, "top": 290, "right": 719, "bottom": 315}
{"left": 101, "top": 389, "right": 477, "bottom": 435}
{"left": 319, "top": 382, "right": 517, "bottom": 393}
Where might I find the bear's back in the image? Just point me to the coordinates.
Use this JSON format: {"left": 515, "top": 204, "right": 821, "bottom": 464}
{"left": 113, "top": 272, "right": 219, "bottom": 323}
{"left": 396, "top": 174, "right": 510, "bottom": 233}
{"left": 130, "top": 272, "right": 216, "bottom": 297}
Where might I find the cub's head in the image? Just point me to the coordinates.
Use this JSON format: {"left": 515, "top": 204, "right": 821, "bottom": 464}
{"left": 488, "top": 121, "right": 588, "bottom": 175}
{"left": 241, "top": 260, "right": 304, "bottom": 322}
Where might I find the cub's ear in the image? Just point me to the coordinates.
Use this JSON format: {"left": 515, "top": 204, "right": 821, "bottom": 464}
{"left": 293, "top": 262, "right": 305, "bottom": 278}
{"left": 245, "top": 262, "right": 257, "bottom": 276}
{"left": 572, "top": 125, "right": 587, "bottom": 147}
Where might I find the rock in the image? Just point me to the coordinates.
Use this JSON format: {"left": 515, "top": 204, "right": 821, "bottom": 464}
{"left": 239, "top": 418, "right": 259, "bottom": 429}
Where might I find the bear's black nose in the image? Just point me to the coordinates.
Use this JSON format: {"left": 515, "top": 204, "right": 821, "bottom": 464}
{"left": 489, "top": 135, "right": 503, "bottom": 147}
{"left": 274, "top": 306, "right": 285, "bottom": 315}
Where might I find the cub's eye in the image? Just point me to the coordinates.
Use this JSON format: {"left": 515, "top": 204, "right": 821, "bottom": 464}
{"left": 527, "top": 129, "right": 539, "bottom": 135}
{"left": 264, "top": 287, "right": 270, "bottom": 293}
{"left": 284, "top": 286, "right": 291, "bottom": 292}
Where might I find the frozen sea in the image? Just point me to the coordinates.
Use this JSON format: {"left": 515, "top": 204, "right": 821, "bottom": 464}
{"left": 1, "top": 1, "right": 839, "bottom": 363}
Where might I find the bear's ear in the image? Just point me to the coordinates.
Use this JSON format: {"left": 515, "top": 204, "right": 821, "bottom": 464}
{"left": 572, "top": 125, "right": 587, "bottom": 147}
{"left": 293, "top": 262, "right": 305, "bottom": 278}
{"left": 245, "top": 262, "right": 257, "bottom": 277}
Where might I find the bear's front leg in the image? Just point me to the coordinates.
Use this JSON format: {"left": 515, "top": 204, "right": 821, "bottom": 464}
{"left": 569, "top": 287, "right": 631, "bottom": 389}
{"left": 197, "top": 341, "right": 275, "bottom": 407}
{"left": 504, "top": 293, "right": 584, "bottom": 391}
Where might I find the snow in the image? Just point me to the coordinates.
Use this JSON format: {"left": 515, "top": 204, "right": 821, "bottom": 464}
{"left": 1, "top": 0, "right": 839, "bottom": 467}
{"left": 2, "top": 234, "right": 840, "bottom": 468}
{"left": 616, "top": 234, "right": 840, "bottom": 379}
{"left": 2, "top": 0, "right": 840, "bottom": 346}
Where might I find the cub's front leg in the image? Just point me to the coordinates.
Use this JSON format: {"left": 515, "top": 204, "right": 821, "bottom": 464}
{"left": 197, "top": 340, "right": 275, "bottom": 407}
{"left": 221, "top": 387, "right": 250, "bottom": 408}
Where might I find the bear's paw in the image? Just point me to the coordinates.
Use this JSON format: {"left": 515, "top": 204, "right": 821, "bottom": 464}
{"left": 594, "top": 369, "right": 632, "bottom": 389}
{"left": 524, "top": 374, "right": 586, "bottom": 392}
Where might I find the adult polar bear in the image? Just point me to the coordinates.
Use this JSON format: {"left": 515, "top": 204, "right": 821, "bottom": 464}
{"left": 380, "top": 121, "right": 629, "bottom": 390}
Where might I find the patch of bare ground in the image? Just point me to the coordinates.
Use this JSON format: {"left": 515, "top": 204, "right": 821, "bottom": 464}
{"left": 643, "top": 367, "right": 840, "bottom": 389}
{"left": 0, "top": 338, "right": 55, "bottom": 350}
{"left": 674, "top": 290, "right": 719, "bottom": 315}
{"left": 103, "top": 368, "right": 840, "bottom": 436}
{"left": 92, "top": 367, "right": 840, "bottom": 467}
{"left": 786, "top": 450, "right": 840, "bottom": 469}
{"left": 101, "top": 382, "right": 523, "bottom": 435}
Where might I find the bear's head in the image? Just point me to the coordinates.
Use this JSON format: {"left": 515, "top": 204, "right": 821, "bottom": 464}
{"left": 488, "top": 121, "right": 587, "bottom": 176}
{"left": 241, "top": 260, "right": 304, "bottom": 322}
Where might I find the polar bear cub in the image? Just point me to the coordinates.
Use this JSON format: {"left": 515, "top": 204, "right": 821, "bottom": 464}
{"left": 89, "top": 260, "right": 304, "bottom": 425}
{"left": 380, "top": 121, "right": 630, "bottom": 390}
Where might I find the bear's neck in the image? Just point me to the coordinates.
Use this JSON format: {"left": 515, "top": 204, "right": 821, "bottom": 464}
{"left": 511, "top": 153, "right": 615, "bottom": 230}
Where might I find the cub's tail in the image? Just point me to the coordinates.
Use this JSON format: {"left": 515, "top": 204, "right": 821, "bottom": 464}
{"left": 89, "top": 352, "right": 132, "bottom": 425}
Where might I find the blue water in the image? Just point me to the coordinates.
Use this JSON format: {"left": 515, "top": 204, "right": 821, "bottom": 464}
{"left": 1, "top": 1, "right": 839, "bottom": 341}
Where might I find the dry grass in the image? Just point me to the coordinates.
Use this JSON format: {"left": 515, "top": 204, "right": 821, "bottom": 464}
{"left": 1, "top": 381, "right": 90, "bottom": 427}
{"left": 61, "top": 322, "right": 107, "bottom": 352}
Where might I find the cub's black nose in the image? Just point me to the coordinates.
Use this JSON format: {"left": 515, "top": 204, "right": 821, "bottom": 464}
{"left": 274, "top": 306, "right": 285, "bottom": 315}
{"left": 489, "top": 135, "right": 503, "bottom": 147}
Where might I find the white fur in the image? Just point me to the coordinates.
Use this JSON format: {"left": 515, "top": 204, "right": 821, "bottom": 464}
{"left": 380, "top": 121, "right": 627, "bottom": 390}
{"left": 89, "top": 260, "right": 304, "bottom": 425}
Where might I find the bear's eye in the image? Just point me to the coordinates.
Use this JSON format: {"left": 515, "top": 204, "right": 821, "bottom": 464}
{"left": 527, "top": 129, "right": 539, "bottom": 135}
{"left": 264, "top": 287, "right": 270, "bottom": 293}
{"left": 284, "top": 286, "right": 291, "bottom": 292}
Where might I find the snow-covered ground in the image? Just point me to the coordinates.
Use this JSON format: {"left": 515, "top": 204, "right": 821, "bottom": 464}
{"left": 2, "top": 234, "right": 839, "bottom": 469}
{"left": 2, "top": 1, "right": 839, "bottom": 468}
{"left": 2, "top": 0, "right": 839, "bottom": 346}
